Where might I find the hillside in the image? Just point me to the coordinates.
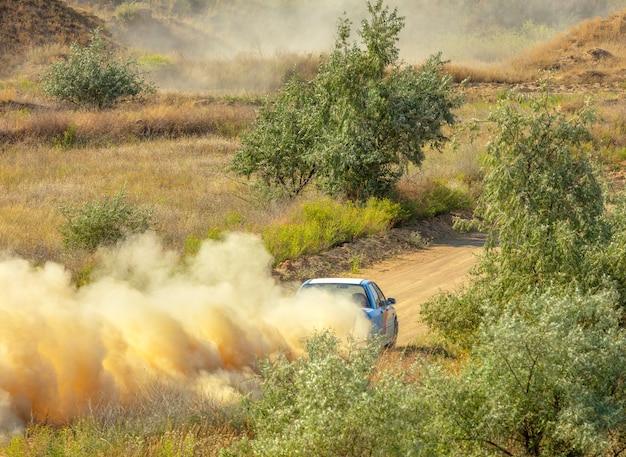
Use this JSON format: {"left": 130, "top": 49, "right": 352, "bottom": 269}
{"left": 515, "top": 9, "right": 626, "bottom": 85}
{"left": 1, "top": 0, "right": 626, "bottom": 89}
{"left": 0, "top": 0, "right": 102, "bottom": 74}
{"left": 444, "top": 8, "right": 626, "bottom": 86}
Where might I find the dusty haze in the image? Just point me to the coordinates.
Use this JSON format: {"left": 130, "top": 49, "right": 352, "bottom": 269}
{"left": 113, "top": 0, "right": 626, "bottom": 63}
{"left": 0, "top": 232, "right": 370, "bottom": 434}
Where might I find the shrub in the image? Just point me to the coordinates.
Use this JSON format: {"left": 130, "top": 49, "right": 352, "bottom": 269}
{"left": 40, "top": 29, "right": 155, "bottom": 109}
{"left": 422, "top": 88, "right": 610, "bottom": 348}
{"left": 52, "top": 123, "right": 78, "bottom": 149}
{"left": 137, "top": 53, "right": 174, "bottom": 70}
{"left": 404, "top": 179, "right": 473, "bottom": 219}
{"left": 423, "top": 289, "right": 626, "bottom": 456}
{"left": 59, "top": 190, "right": 152, "bottom": 252}
{"left": 231, "top": 73, "right": 318, "bottom": 199}
{"left": 222, "top": 331, "right": 427, "bottom": 457}
{"left": 113, "top": 2, "right": 142, "bottom": 23}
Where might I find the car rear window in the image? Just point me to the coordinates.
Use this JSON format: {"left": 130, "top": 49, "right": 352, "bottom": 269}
{"left": 299, "top": 283, "right": 367, "bottom": 303}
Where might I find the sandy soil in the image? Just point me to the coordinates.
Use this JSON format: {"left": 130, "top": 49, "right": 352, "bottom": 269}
{"left": 357, "top": 232, "right": 485, "bottom": 346}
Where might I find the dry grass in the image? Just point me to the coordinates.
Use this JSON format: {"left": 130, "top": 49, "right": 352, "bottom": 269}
{"left": 0, "top": 94, "right": 257, "bottom": 144}
{"left": 0, "top": 92, "right": 261, "bottom": 274}
{"left": 445, "top": 9, "right": 626, "bottom": 85}
{"left": 2, "top": 82, "right": 624, "bottom": 278}
{"left": 0, "top": 136, "right": 265, "bottom": 267}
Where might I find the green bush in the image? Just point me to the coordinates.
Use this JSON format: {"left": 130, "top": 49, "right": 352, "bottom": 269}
{"left": 231, "top": 73, "right": 319, "bottom": 199}
{"left": 423, "top": 289, "right": 626, "bottom": 456}
{"left": 422, "top": 88, "right": 611, "bottom": 348}
{"left": 41, "top": 29, "right": 155, "bottom": 109}
{"left": 405, "top": 179, "right": 473, "bottom": 219}
{"left": 60, "top": 190, "right": 152, "bottom": 252}
{"left": 262, "top": 198, "right": 402, "bottom": 264}
{"left": 52, "top": 123, "right": 78, "bottom": 149}
{"left": 113, "top": 2, "right": 142, "bottom": 23}
{"left": 137, "top": 53, "right": 174, "bottom": 70}
{"left": 222, "top": 331, "right": 427, "bottom": 457}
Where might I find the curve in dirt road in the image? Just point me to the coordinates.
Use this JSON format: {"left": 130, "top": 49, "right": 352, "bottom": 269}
{"left": 357, "top": 232, "right": 485, "bottom": 347}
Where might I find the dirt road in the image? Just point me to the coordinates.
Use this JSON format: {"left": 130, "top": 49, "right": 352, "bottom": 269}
{"left": 357, "top": 233, "right": 485, "bottom": 346}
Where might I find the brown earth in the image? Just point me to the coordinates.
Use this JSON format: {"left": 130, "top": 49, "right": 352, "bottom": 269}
{"left": 274, "top": 214, "right": 485, "bottom": 346}
{"left": 0, "top": 0, "right": 102, "bottom": 64}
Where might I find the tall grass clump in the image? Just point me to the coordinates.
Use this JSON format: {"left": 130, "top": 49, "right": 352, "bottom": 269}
{"left": 1, "top": 95, "right": 255, "bottom": 144}
{"left": 263, "top": 198, "right": 402, "bottom": 264}
{"left": 114, "top": 2, "right": 144, "bottom": 24}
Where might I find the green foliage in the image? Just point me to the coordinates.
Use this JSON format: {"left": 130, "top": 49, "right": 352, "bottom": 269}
{"left": 313, "top": 42, "right": 460, "bottom": 201}
{"left": 222, "top": 331, "right": 426, "bottom": 457}
{"left": 2, "top": 420, "right": 121, "bottom": 457}
{"left": 422, "top": 89, "right": 614, "bottom": 347}
{"left": 183, "top": 234, "right": 203, "bottom": 255}
{"left": 594, "top": 193, "right": 626, "bottom": 309}
{"left": 232, "top": 0, "right": 461, "bottom": 201}
{"left": 41, "top": 29, "right": 155, "bottom": 109}
{"left": 231, "top": 73, "right": 318, "bottom": 199}
{"left": 113, "top": 2, "right": 142, "bottom": 23}
{"left": 475, "top": 91, "right": 606, "bottom": 278}
{"left": 262, "top": 197, "right": 402, "bottom": 264}
{"left": 185, "top": 212, "right": 246, "bottom": 255}
{"left": 137, "top": 53, "right": 175, "bottom": 70}
{"left": 423, "top": 289, "right": 626, "bottom": 456}
{"left": 416, "top": 87, "right": 626, "bottom": 455}
{"left": 60, "top": 189, "right": 152, "bottom": 252}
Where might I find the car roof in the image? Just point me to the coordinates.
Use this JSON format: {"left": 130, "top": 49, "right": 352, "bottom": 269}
{"left": 303, "top": 278, "right": 368, "bottom": 285}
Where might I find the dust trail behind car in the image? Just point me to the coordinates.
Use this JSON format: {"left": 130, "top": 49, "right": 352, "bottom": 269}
{"left": 0, "top": 232, "right": 370, "bottom": 435}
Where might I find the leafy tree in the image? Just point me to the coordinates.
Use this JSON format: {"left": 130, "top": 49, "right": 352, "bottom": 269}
{"left": 423, "top": 289, "right": 626, "bottom": 457}
{"left": 232, "top": 0, "right": 460, "bottom": 201}
{"left": 231, "top": 74, "right": 319, "bottom": 199}
{"left": 415, "top": 86, "right": 626, "bottom": 457}
{"left": 421, "top": 89, "right": 612, "bottom": 348}
{"left": 473, "top": 90, "right": 606, "bottom": 286}
{"left": 41, "top": 29, "right": 155, "bottom": 109}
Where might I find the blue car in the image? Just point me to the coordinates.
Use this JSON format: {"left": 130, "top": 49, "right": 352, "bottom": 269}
{"left": 297, "top": 278, "right": 398, "bottom": 347}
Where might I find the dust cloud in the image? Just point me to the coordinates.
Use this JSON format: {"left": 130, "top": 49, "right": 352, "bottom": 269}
{"left": 125, "top": 0, "right": 625, "bottom": 62}
{"left": 0, "top": 232, "right": 370, "bottom": 433}
{"left": 116, "top": 0, "right": 626, "bottom": 92}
